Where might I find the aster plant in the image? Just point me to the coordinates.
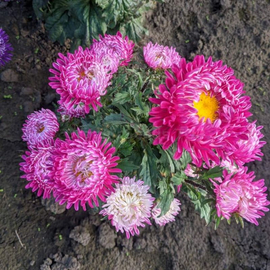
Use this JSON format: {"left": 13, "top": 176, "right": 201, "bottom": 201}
{"left": 20, "top": 33, "right": 270, "bottom": 238}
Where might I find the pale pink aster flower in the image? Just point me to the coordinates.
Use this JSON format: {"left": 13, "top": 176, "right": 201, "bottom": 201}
{"left": 20, "top": 144, "right": 55, "bottom": 198}
{"left": 149, "top": 55, "right": 252, "bottom": 167}
{"left": 152, "top": 198, "right": 181, "bottom": 226}
{"left": 52, "top": 129, "right": 121, "bottom": 211}
{"left": 225, "top": 121, "right": 266, "bottom": 166}
{"left": 214, "top": 167, "right": 270, "bottom": 225}
{"left": 92, "top": 31, "right": 134, "bottom": 67}
{"left": 143, "top": 42, "right": 181, "bottom": 69}
{"left": 100, "top": 176, "right": 154, "bottom": 238}
{"left": 49, "top": 46, "right": 112, "bottom": 114}
{"left": 22, "top": 109, "right": 59, "bottom": 148}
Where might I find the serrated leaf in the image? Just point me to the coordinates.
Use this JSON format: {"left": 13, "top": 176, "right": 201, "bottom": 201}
{"left": 202, "top": 166, "right": 223, "bottom": 180}
{"left": 139, "top": 144, "right": 160, "bottom": 192}
{"left": 117, "top": 158, "right": 140, "bottom": 172}
{"left": 171, "top": 171, "right": 187, "bottom": 186}
{"left": 114, "top": 92, "right": 131, "bottom": 104}
{"left": 104, "top": 113, "right": 128, "bottom": 125}
{"left": 179, "top": 150, "right": 192, "bottom": 170}
{"left": 186, "top": 185, "right": 212, "bottom": 224}
{"left": 32, "top": 0, "right": 49, "bottom": 19}
{"left": 134, "top": 92, "right": 149, "bottom": 115}
{"left": 157, "top": 189, "right": 174, "bottom": 216}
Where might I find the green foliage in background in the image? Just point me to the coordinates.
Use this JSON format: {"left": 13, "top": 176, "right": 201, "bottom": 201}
{"left": 32, "top": 0, "right": 164, "bottom": 50}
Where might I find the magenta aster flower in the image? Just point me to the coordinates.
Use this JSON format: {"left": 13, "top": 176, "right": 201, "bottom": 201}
{"left": 214, "top": 168, "right": 270, "bottom": 225}
{"left": 152, "top": 198, "right": 181, "bottom": 226}
{"left": 22, "top": 109, "right": 59, "bottom": 148}
{"left": 52, "top": 129, "right": 121, "bottom": 211}
{"left": 20, "top": 144, "right": 55, "bottom": 198}
{"left": 149, "top": 55, "right": 252, "bottom": 167}
{"left": 100, "top": 176, "right": 154, "bottom": 238}
{"left": 0, "top": 28, "right": 13, "bottom": 67}
{"left": 49, "top": 46, "right": 112, "bottom": 114}
{"left": 225, "top": 121, "right": 266, "bottom": 166}
{"left": 143, "top": 42, "right": 181, "bottom": 69}
{"left": 92, "top": 31, "right": 134, "bottom": 68}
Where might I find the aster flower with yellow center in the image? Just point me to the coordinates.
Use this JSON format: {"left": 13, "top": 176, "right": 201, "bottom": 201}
{"left": 52, "top": 129, "right": 121, "bottom": 211}
{"left": 149, "top": 55, "right": 252, "bottom": 167}
{"left": 100, "top": 176, "right": 154, "bottom": 239}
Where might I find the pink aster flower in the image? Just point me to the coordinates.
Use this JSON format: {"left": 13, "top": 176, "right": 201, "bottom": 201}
{"left": 213, "top": 168, "right": 270, "bottom": 225}
{"left": 92, "top": 31, "right": 134, "bottom": 68}
{"left": 57, "top": 100, "right": 86, "bottom": 121}
{"left": 100, "top": 176, "right": 154, "bottom": 238}
{"left": 225, "top": 121, "right": 266, "bottom": 166}
{"left": 152, "top": 198, "right": 181, "bottom": 226}
{"left": 143, "top": 42, "right": 181, "bottom": 69}
{"left": 20, "top": 144, "right": 55, "bottom": 199}
{"left": 49, "top": 46, "right": 112, "bottom": 114}
{"left": 149, "top": 55, "right": 252, "bottom": 167}
{"left": 22, "top": 109, "right": 59, "bottom": 148}
{"left": 52, "top": 129, "right": 121, "bottom": 211}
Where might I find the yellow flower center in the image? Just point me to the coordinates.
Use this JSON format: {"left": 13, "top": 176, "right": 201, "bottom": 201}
{"left": 193, "top": 92, "right": 219, "bottom": 123}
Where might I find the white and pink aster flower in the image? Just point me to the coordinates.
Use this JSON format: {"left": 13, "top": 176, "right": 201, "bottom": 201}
{"left": 22, "top": 108, "right": 59, "bottom": 148}
{"left": 143, "top": 42, "right": 181, "bottom": 69}
{"left": 213, "top": 167, "right": 270, "bottom": 225}
{"left": 20, "top": 144, "right": 56, "bottom": 198}
{"left": 152, "top": 198, "right": 181, "bottom": 226}
{"left": 92, "top": 31, "right": 134, "bottom": 68}
{"left": 49, "top": 46, "right": 112, "bottom": 114}
{"left": 100, "top": 176, "right": 154, "bottom": 238}
{"left": 149, "top": 55, "right": 252, "bottom": 167}
{"left": 52, "top": 129, "right": 121, "bottom": 211}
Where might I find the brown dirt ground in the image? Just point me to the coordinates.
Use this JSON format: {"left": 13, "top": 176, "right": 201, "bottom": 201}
{"left": 1, "top": 0, "right": 270, "bottom": 269}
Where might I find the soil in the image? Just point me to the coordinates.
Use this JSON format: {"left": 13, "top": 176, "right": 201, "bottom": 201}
{"left": 1, "top": 0, "right": 270, "bottom": 269}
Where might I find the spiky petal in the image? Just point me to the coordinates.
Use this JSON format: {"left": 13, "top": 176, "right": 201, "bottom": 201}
{"left": 0, "top": 28, "right": 13, "bottom": 66}
{"left": 213, "top": 168, "right": 270, "bottom": 225}
{"left": 20, "top": 144, "right": 56, "bottom": 199}
{"left": 152, "top": 198, "right": 181, "bottom": 226}
{"left": 100, "top": 176, "right": 154, "bottom": 238}
{"left": 22, "top": 109, "right": 59, "bottom": 148}
{"left": 52, "top": 129, "right": 121, "bottom": 211}
{"left": 143, "top": 42, "right": 181, "bottom": 69}
{"left": 149, "top": 55, "right": 252, "bottom": 167}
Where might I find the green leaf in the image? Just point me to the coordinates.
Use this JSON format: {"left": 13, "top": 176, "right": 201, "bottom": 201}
{"left": 201, "top": 166, "right": 224, "bottom": 180}
{"left": 179, "top": 150, "right": 192, "bottom": 170}
{"left": 186, "top": 185, "right": 212, "bottom": 224}
{"left": 139, "top": 144, "right": 160, "bottom": 193}
{"left": 157, "top": 189, "right": 174, "bottom": 216}
{"left": 134, "top": 92, "right": 149, "bottom": 115}
{"left": 104, "top": 113, "right": 128, "bottom": 125}
{"left": 114, "top": 92, "right": 131, "bottom": 104}
{"left": 32, "top": 0, "right": 49, "bottom": 19}
{"left": 171, "top": 171, "right": 187, "bottom": 186}
{"left": 117, "top": 158, "right": 140, "bottom": 172}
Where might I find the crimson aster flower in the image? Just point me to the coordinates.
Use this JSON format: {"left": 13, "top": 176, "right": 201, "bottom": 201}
{"left": 92, "top": 31, "right": 134, "bottom": 68}
{"left": 149, "top": 55, "right": 252, "bottom": 167}
{"left": 22, "top": 109, "right": 59, "bottom": 148}
{"left": 100, "top": 176, "right": 154, "bottom": 238}
{"left": 0, "top": 28, "right": 13, "bottom": 67}
{"left": 152, "top": 198, "right": 181, "bottom": 226}
{"left": 213, "top": 167, "right": 270, "bottom": 225}
{"left": 20, "top": 144, "right": 55, "bottom": 198}
{"left": 52, "top": 129, "right": 121, "bottom": 211}
{"left": 143, "top": 42, "right": 181, "bottom": 69}
{"left": 49, "top": 46, "right": 112, "bottom": 114}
